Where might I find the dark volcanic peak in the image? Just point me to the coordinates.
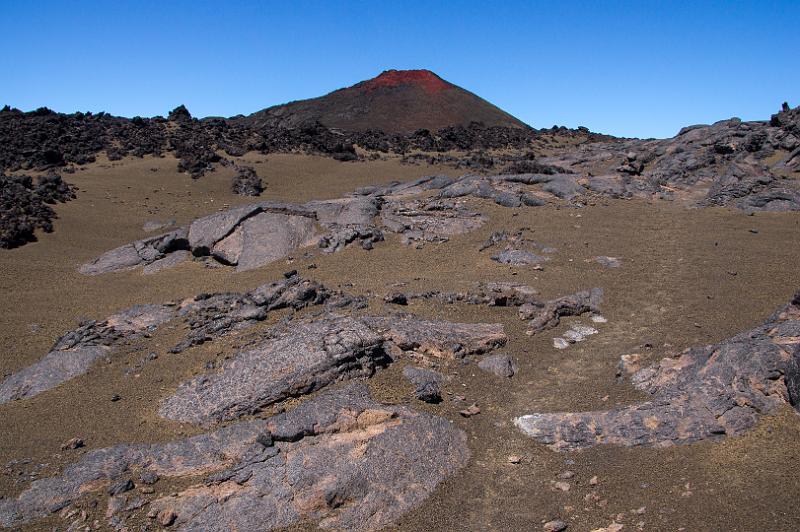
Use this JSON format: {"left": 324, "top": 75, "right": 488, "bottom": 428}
{"left": 242, "top": 69, "right": 530, "bottom": 133}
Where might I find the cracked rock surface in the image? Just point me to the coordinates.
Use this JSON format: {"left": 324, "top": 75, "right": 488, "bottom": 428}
{"left": 0, "top": 384, "right": 469, "bottom": 531}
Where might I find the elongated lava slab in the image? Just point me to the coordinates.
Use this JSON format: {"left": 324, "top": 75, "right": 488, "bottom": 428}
{"left": 160, "top": 314, "right": 507, "bottom": 425}
{"left": 515, "top": 291, "right": 800, "bottom": 450}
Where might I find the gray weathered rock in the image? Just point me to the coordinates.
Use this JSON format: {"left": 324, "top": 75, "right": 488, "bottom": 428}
{"left": 520, "top": 288, "right": 604, "bottom": 334}
{"left": 0, "top": 278, "right": 344, "bottom": 402}
{"left": 142, "top": 250, "right": 191, "bottom": 274}
{"left": 477, "top": 354, "right": 517, "bottom": 378}
{"left": 187, "top": 203, "right": 263, "bottom": 252}
{"left": 381, "top": 198, "right": 485, "bottom": 245}
{"left": 235, "top": 212, "right": 318, "bottom": 272}
{"left": 78, "top": 243, "right": 143, "bottom": 275}
{"left": 160, "top": 316, "right": 389, "bottom": 424}
{"left": 0, "top": 346, "right": 109, "bottom": 404}
{"left": 593, "top": 256, "right": 621, "bottom": 268}
{"left": 492, "top": 249, "right": 547, "bottom": 266}
{"left": 0, "top": 384, "right": 469, "bottom": 531}
{"left": 142, "top": 219, "right": 176, "bottom": 233}
{"left": 364, "top": 315, "right": 507, "bottom": 360}
{"left": 0, "top": 304, "right": 175, "bottom": 404}
{"left": 307, "top": 197, "right": 379, "bottom": 227}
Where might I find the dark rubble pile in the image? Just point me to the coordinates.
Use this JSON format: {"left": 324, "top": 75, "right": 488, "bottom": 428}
{"left": 0, "top": 105, "right": 603, "bottom": 179}
{"left": 0, "top": 172, "right": 75, "bottom": 248}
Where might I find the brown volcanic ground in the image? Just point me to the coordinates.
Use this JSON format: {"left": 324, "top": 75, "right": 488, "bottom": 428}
{"left": 241, "top": 69, "right": 530, "bottom": 132}
{"left": 1, "top": 152, "right": 800, "bottom": 531}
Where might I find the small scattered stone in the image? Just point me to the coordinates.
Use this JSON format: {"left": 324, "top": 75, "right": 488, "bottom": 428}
{"left": 554, "top": 481, "right": 570, "bottom": 492}
{"left": 60, "top": 438, "right": 84, "bottom": 451}
{"left": 544, "top": 520, "right": 569, "bottom": 532}
{"left": 107, "top": 479, "right": 134, "bottom": 496}
{"left": 558, "top": 471, "right": 575, "bottom": 480}
{"left": 459, "top": 404, "right": 481, "bottom": 417}
{"left": 477, "top": 354, "right": 517, "bottom": 378}
{"left": 507, "top": 455, "right": 522, "bottom": 464}
{"left": 384, "top": 292, "right": 408, "bottom": 305}
{"left": 110, "top": 394, "right": 121, "bottom": 402}
{"left": 553, "top": 338, "right": 570, "bottom": 350}
{"left": 589, "top": 476, "right": 599, "bottom": 486}
{"left": 158, "top": 509, "right": 177, "bottom": 527}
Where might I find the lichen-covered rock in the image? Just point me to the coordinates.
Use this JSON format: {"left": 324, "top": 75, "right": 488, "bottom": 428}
{"left": 0, "top": 385, "right": 469, "bottom": 531}
{"left": 515, "top": 291, "right": 800, "bottom": 450}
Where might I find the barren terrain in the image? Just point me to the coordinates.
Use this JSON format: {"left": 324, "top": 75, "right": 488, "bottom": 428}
{"left": 1, "top": 149, "right": 799, "bottom": 531}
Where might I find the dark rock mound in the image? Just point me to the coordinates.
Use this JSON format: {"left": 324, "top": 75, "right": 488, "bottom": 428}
{"left": 0, "top": 172, "right": 75, "bottom": 248}
{"left": 226, "top": 162, "right": 264, "bottom": 196}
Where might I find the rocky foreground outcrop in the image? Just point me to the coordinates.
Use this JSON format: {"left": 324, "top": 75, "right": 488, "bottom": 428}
{"left": 0, "top": 274, "right": 516, "bottom": 409}
{"left": 0, "top": 384, "right": 470, "bottom": 531}
{"left": 515, "top": 291, "right": 800, "bottom": 450}
{"left": 0, "top": 276, "right": 351, "bottom": 404}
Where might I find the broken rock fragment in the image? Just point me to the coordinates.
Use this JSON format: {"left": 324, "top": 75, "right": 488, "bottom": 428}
{"left": 520, "top": 288, "right": 604, "bottom": 334}
{"left": 403, "top": 366, "right": 445, "bottom": 403}
{"left": 477, "top": 353, "right": 517, "bottom": 378}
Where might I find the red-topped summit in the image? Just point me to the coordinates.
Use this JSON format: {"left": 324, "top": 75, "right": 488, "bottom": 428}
{"left": 360, "top": 69, "right": 452, "bottom": 94}
{"left": 243, "top": 69, "right": 528, "bottom": 133}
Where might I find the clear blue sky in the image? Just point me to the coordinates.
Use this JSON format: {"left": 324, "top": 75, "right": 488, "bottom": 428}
{"left": 1, "top": 0, "right": 797, "bottom": 138}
